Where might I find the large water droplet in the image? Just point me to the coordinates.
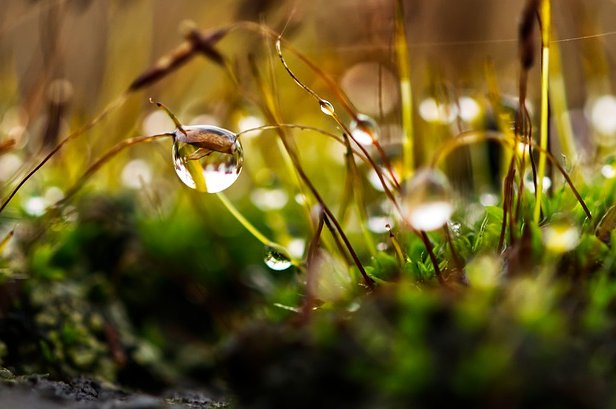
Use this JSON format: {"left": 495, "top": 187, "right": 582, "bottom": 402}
{"left": 401, "top": 168, "right": 453, "bottom": 231}
{"left": 172, "top": 125, "right": 243, "bottom": 193}
{"left": 350, "top": 114, "right": 379, "bottom": 145}
{"left": 264, "top": 245, "right": 293, "bottom": 271}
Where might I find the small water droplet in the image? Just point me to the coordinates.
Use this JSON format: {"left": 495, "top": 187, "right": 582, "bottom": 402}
{"left": 448, "top": 221, "right": 461, "bottom": 234}
{"left": 319, "top": 99, "right": 335, "bottom": 116}
{"left": 350, "top": 114, "right": 379, "bottom": 145}
{"left": 367, "top": 201, "right": 394, "bottom": 233}
{"left": 542, "top": 219, "right": 579, "bottom": 253}
{"left": 601, "top": 156, "right": 616, "bottom": 179}
{"left": 173, "top": 125, "right": 243, "bottom": 193}
{"left": 264, "top": 245, "right": 293, "bottom": 271}
{"left": 401, "top": 168, "right": 453, "bottom": 231}
{"left": 368, "top": 216, "right": 393, "bottom": 233}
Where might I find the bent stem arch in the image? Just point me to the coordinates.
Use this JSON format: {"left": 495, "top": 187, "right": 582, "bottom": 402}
{"left": 430, "top": 130, "right": 592, "bottom": 223}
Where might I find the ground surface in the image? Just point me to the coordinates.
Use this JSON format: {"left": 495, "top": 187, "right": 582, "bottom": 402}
{"left": 0, "top": 373, "right": 228, "bottom": 409}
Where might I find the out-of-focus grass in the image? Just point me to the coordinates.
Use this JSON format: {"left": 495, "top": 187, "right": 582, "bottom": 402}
{"left": 3, "top": 0, "right": 616, "bottom": 406}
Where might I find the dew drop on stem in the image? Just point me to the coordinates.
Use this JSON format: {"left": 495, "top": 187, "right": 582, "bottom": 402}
{"left": 401, "top": 168, "right": 454, "bottom": 231}
{"left": 264, "top": 245, "right": 293, "bottom": 271}
{"left": 350, "top": 113, "right": 379, "bottom": 146}
{"left": 319, "top": 99, "right": 335, "bottom": 116}
{"left": 172, "top": 125, "right": 243, "bottom": 193}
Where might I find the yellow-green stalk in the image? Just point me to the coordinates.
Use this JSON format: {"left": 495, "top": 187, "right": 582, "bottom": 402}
{"left": 534, "top": 0, "right": 551, "bottom": 223}
{"left": 216, "top": 192, "right": 279, "bottom": 249}
{"left": 395, "top": 0, "right": 415, "bottom": 178}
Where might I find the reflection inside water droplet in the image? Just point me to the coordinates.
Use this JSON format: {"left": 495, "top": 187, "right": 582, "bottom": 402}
{"left": 401, "top": 168, "right": 453, "bottom": 231}
{"left": 264, "top": 245, "right": 293, "bottom": 271}
{"left": 173, "top": 125, "right": 243, "bottom": 193}
{"left": 350, "top": 114, "right": 379, "bottom": 145}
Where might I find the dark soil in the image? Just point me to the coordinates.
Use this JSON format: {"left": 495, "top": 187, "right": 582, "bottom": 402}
{"left": 0, "top": 373, "right": 228, "bottom": 409}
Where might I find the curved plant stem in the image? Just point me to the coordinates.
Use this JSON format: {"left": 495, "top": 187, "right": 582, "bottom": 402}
{"left": 59, "top": 132, "right": 173, "bottom": 205}
{"left": 0, "top": 94, "right": 129, "bottom": 214}
{"left": 56, "top": 128, "right": 296, "bottom": 266}
{"left": 431, "top": 130, "right": 592, "bottom": 222}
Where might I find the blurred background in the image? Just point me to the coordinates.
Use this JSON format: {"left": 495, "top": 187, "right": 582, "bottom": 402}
{"left": 1, "top": 0, "right": 616, "bottom": 392}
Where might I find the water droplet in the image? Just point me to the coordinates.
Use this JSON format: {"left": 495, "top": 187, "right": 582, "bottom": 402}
{"left": 401, "top": 168, "right": 453, "bottom": 231}
{"left": 367, "top": 201, "right": 394, "bottom": 233}
{"left": 264, "top": 245, "right": 293, "bottom": 271}
{"left": 368, "top": 216, "right": 393, "bottom": 233}
{"left": 350, "top": 114, "right": 379, "bottom": 145}
{"left": 173, "top": 125, "right": 243, "bottom": 193}
{"left": 542, "top": 219, "right": 579, "bottom": 253}
{"left": 319, "top": 99, "right": 335, "bottom": 116}
{"left": 601, "top": 156, "right": 616, "bottom": 179}
{"left": 448, "top": 222, "right": 461, "bottom": 235}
